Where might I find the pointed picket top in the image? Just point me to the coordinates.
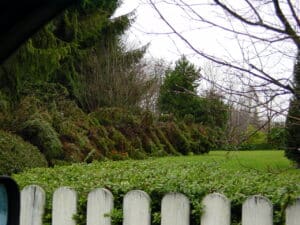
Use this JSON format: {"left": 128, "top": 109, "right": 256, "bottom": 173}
{"left": 201, "top": 193, "right": 231, "bottom": 225}
{"left": 87, "top": 188, "right": 114, "bottom": 225}
{"left": 123, "top": 190, "right": 151, "bottom": 225}
{"left": 286, "top": 197, "right": 300, "bottom": 225}
{"left": 52, "top": 187, "right": 77, "bottom": 225}
{"left": 20, "top": 185, "right": 45, "bottom": 225}
{"left": 161, "top": 193, "right": 190, "bottom": 225}
{"left": 242, "top": 195, "right": 273, "bottom": 225}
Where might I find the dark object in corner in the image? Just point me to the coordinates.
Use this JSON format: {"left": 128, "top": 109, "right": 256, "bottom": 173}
{"left": 0, "top": 176, "right": 20, "bottom": 225}
{"left": 0, "top": 0, "right": 78, "bottom": 63}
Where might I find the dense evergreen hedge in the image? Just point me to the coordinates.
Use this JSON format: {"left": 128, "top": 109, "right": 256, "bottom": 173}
{"left": 0, "top": 82, "right": 218, "bottom": 173}
{"left": 286, "top": 52, "right": 300, "bottom": 167}
{"left": 0, "top": 130, "right": 48, "bottom": 175}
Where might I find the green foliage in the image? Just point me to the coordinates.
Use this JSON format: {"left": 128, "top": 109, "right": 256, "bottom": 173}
{"left": 0, "top": 130, "right": 47, "bottom": 175}
{"left": 20, "top": 116, "right": 63, "bottom": 162}
{"left": 0, "top": 77, "right": 215, "bottom": 167}
{"left": 0, "top": 91, "right": 10, "bottom": 113}
{"left": 158, "top": 57, "right": 228, "bottom": 130}
{"left": 0, "top": 0, "right": 220, "bottom": 173}
{"left": 20, "top": 82, "right": 69, "bottom": 103}
{"left": 106, "top": 209, "right": 123, "bottom": 225}
{"left": 163, "top": 122, "right": 190, "bottom": 155}
{"left": 14, "top": 151, "right": 299, "bottom": 225}
{"left": 286, "top": 52, "right": 300, "bottom": 167}
{"left": 158, "top": 56, "right": 200, "bottom": 119}
{"left": 286, "top": 99, "right": 300, "bottom": 166}
{"left": 90, "top": 107, "right": 214, "bottom": 157}
{"left": 109, "top": 127, "right": 131, "bottom": 156}
{"left": 199, "top": 90, "right": 229, "bottom": 129}
{"left": 240, "top": 125, "right": 271, "bottom": 150}
{"left": 0, "top": 0, "right": 143, "bottom": 112}
{"left": 268, "top": 127, "right": 286, "bottom": 149}
{"left": 0, "top": 91, "right": 12, "bottom": 128}
{"left": 90, "top": 107, "right": 139, "bottom": 127}
{"left": 155, "top": 127, "right": 177, "bottom": 154}
{"left": 187, "top": 125, "right": 212, "bottom": 153}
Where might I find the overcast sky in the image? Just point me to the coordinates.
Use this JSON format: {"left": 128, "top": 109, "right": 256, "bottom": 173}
{"left": 115, "top": 0, "right": 296, "bottom": 73}
{"left": 114, "top": 0, "right": 225, "bottom": 63}
{"left": 114, "top": 0, "right": 299, "bottom": 120}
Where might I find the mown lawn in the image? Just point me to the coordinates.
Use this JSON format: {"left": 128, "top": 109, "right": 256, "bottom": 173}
{"left": 14, "top": 150, "right": 300, "bottom": 225}
{"left": 162, "top": 150, "right": 296, "bottom": 171}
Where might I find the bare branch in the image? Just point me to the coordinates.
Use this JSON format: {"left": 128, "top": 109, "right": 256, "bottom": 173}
{"left": 273, "top": 0, "right": 300, "bottom": 48}
{"left": 214, "top": 0, "right": 287, "bottom": 34}
{"left": 286, "top": 0, "right": 300, "bottom": 28}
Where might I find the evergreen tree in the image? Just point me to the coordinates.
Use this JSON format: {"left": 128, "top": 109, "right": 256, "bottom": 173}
{"left": 0, "top": 0, "right": 148, "bottom": 111}
{"left": 158, "top": 56, "right": 228, "bottom": 129}
{"left": 286, "top": 51, "right": 300, "bottom": 167}
{"left": 200, "top": 90, "right": 228, "bottom": 129}
{"left": 158, "top": 56, "right": 200, "bottom": 118}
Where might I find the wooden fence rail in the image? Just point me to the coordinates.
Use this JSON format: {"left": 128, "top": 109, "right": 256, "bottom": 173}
{"left": 20, "top": 185, "right": 300, "bottom": 225}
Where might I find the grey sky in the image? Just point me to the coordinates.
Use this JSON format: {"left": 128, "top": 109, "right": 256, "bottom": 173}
{"left": 114, "top": 0, "right": 299, "bottom": 120}
{"left": 115, "top": 1, "right": 296, "bottom": 74}
{"left": 115, "top": 0, "right": 230, "bottom": 62}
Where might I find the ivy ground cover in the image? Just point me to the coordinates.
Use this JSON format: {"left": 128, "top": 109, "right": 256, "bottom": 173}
{"left": 14, "top": 151, "right": 300, "bottom": 225}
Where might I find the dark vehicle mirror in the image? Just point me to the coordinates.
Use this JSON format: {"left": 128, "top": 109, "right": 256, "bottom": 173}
{"left": 0, "top": 0, "right": 77, "bottom": 63}
{"left": 0, "top": 177, "right": 20, "bottom": 225}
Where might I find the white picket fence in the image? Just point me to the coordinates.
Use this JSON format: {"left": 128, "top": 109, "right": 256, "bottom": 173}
{"left": 20, "top": 185, "right": 300, "bottom": 225}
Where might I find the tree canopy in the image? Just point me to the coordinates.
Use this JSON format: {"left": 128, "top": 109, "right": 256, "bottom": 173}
{"left": 158, "top": 56, "right": 228, "bottom": 129}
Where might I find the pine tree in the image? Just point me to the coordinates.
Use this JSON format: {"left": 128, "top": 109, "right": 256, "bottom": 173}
{"left": 158, "top": 56, "right": 228, "bottom": 129}
{"left": 0, "top": 0, "right": 148, "bottom": 112}
{"left": 158, "top": 56, "right": 200, "bottom": 118}
{"left": 286, "top": 51, "right": 300, "bottom": 167}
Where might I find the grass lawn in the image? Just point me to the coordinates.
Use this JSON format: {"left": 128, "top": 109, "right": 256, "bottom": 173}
{"left": 14, "top": 150, "right": 299, "bottom": 225}
{"left": 162, "top": 150, "right": 296, "bottom": 171}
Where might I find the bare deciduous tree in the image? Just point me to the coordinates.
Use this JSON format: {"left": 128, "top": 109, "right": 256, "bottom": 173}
{"left": 146, "top": 0, "right": 300, "bottom": 119}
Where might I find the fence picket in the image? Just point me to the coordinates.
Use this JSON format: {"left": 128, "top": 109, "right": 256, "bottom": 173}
{"left": 20, "top": 185, "right": 45, "bottom": 225}
{"left": 161, "top": 193, "right": 190, "bottom": 225}
{"left": 286, "top": 198, "right": 300, "bottom": 225}
{"left": 201, "top": 193, "right": 230, "bottom": 225}
{"left": 52, "top": 187, "right": 77, "bottom": 225}
{"left": 87, "top": 188, "right": 113, "bottom": 225}
{"left": 18, "top": 186, "right": 300, "bottom": 225}
{"left": 242, "top": 195, "right": 273, "bottom": 225}
{"left": 123, "top": 190, "right": 151, "bottom": 225}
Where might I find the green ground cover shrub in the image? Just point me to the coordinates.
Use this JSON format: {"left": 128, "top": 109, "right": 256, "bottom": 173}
{"left": 14, "top": 151, "right": 300, "bottom": 225}
{"left": 0, "top": 130, "right": 47, "bottom": 174}
{"left": 90, "top": 107, "right": 139, "bottom": 127}
{"left": 161, "top": 122, "right": 190, "bottom": 155}
{"left": 20, "top": 116, "right": 63, "bottom": 161}
{"left": 1, "top": 81, "right": 217, "bottom": 167}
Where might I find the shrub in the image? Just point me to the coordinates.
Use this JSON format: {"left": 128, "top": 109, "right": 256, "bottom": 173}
{"left": 268, "top": 127, "right": 286, "bottom": 149}
{"left": 163, "top": 122, "right": 190, "bottom": 155}
{"left": 14, "top": 152, "right": 300, "bottom": 225}
{"left": 158, "top": 113, "right": 175, "bottom": 122}
{"left": 183, "top": 114, "right": 195, "bottom": 124}
{"left": 155, "top": 127, "right": 178, "bottom": 155}
{"left": 108, "top": 127, "right": 132, "bottom": 155}
{"left": 188, "top": 125, "right": 212, "bottom": 153}
{"left": 19, "top": 116, "right": 63, "bottom": 162}
{"left": 90, "top": 107, "right": 139, "bottom": 127}
{"left": 0, "top": 130, "right": 47, "bottom": 175}
{"left": 127, "top": 148, "right": 147, "bottom": 159}
{"left": 0, "top": 91, "right": 11, "bottom": 129}
{"left": 285, "top": 52, "right": 300, "bottom": 167}
{"left": 87, "top": 127, "right": 114, "bottom": 157}
{"left": 239, "top": 125, "right": 272, "bottom": 150}
{"left": 20, "top": 82, "right": 69, "bottom": 103}
{"left": 140, "top": 110, "right": 154, "bottom": 127}
{"left": 286, "top": 99, "right": 300, "bottom": 167}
